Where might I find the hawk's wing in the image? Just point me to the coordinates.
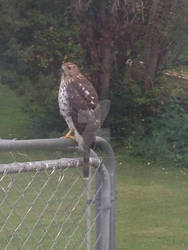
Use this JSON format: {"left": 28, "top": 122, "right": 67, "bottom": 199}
{"left": 66, "top": 78, "right": 100, "bottom": 146}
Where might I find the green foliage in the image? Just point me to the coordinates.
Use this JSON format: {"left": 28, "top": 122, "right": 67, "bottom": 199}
{"left": 0, "top": 0, "right": 85, "bottom": 136}
{"left": 108, "top": 63, "right": 162, "bottom": 135}
{"left": 108, "top": 62, "right": 188, "bottom": 165}
{"left": 123, "top": 98, "right": 188, "bottom": 166}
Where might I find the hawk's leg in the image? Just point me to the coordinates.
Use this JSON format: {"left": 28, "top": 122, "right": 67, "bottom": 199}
{"left": 61, "top": 129, "right": 76, "bottom": 140}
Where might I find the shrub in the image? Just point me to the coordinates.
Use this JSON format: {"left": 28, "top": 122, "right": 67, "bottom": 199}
{"left": 125, "top": 98, "right": 188, "bottom": 166}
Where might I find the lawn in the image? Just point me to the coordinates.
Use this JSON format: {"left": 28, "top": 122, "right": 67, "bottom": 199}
{"left": 0, "top": 168, "right": 92, "bottom": 250}
{"left": 116, "top": 155, "right": 188, "bottom": 250}
{"left": 0, "top": 84, "right": 30, "bottom": 139}
{"left": 1, "top": 84, "right": 188, "bottom": 249}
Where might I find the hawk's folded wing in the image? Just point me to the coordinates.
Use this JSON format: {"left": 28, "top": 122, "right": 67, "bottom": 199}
{"left": 66, "top": 78, "right": 100, "bottom": 142}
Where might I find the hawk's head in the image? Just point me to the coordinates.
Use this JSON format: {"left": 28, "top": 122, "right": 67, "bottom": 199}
{"left": 61, "top": 62, "right": 80, "bottom": 78}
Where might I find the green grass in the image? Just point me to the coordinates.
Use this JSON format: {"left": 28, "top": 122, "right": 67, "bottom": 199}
{"left": 0, "top": 84, "right": 30, "bottom": 139}
{"left": 116, "top": 155, "right": 188, "bottom": 250}
{"left": 0, "top": 169, "right": 91, "bottom": 249}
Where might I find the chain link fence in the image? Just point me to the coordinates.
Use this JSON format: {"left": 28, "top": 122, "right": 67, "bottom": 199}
{"left": 0, "top": 137, "right": 116, "bottom": 250}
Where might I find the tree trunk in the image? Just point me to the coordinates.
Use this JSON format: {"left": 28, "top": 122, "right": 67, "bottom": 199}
{"left": 99, "top": 45, "right": 113, "bottom": 99}
{"left": 97, "top": 0, "right": 113, "bottom": 99}
{"left": 143, "top": 0, "right": 162, "bottom": 90}
{"left": 143, "top": 0, "right": 176, "bottom": 90}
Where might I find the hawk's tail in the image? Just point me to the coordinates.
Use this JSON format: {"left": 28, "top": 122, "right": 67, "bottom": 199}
{"left": 83, "top": 148, "right": 90, "bottom": 179}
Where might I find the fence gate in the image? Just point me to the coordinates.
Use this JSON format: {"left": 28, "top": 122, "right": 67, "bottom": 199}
{"left": 0, "top": 137, "right": 116, "bottom": 250}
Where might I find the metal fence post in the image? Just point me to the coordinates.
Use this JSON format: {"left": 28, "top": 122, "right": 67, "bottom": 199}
{"left": 95, "top": 137, "right": 116, "bottom": 250}
{"left": 99, "top": 164, "right": 111, "bottom": 250}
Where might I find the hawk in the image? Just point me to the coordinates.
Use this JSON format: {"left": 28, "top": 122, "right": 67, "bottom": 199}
{"left": 58, "top": 62, "right": 100, "bottom": 179}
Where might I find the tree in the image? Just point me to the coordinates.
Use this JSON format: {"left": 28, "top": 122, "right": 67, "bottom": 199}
{"left": 0, "top": 0, "right": 85, "bottom": 136}
{"left": 0, "top": 0, "right": 187, "bottom": 138}
{"left": 143, "top": 0, "right": 177, "bottom": 90}
{"left": 71, "top": 0, "right": 143, "bottom": 99}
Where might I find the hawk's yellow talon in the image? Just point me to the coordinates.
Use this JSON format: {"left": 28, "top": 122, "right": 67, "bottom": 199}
{"left": 65, "top": 130, "right": 73, "bottom": 137}
{"left": 65, "top": 135, "right": 76, "bottom": 140}
{"left": 60, "top": 129, "right": 76, "bottom": 140}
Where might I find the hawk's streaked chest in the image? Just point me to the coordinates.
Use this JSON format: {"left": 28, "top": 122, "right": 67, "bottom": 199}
{"left": 58, "top": 79, "right": 70, "bottom": 117}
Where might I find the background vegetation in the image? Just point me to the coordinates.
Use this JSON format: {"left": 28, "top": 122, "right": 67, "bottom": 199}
{"left": 0, "top": 0, "right": 188, "bottom": 165}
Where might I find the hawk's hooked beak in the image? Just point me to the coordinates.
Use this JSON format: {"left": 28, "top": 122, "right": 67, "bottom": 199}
{"left": 60, "top": 65, "right": 67, "bottom": 77}
{"left": 61, "top": 65, "right": 65, "bottom": 73}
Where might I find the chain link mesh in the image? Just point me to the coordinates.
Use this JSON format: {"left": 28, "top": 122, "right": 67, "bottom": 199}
{"left": 0, "top": 150, "right": 103, "bottom": 250}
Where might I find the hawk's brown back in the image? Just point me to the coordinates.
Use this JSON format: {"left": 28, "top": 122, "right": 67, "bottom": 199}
{"left": 66, "top": 77, "right": 100, "bottom": 142}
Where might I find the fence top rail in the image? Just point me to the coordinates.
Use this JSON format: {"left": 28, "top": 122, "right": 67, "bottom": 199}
{"left": 0, "top": 137, "right": 115, "bottom": 162}
{"left": 0, "top": 136, "right": 115, "bottom": 176}
{"left": 0, "top": 138, "right": 75, "bottom": 152}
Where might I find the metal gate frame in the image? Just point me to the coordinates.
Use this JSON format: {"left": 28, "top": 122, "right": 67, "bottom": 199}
{"left": 0, "top": 136, "right": 116, "bottom": 250}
